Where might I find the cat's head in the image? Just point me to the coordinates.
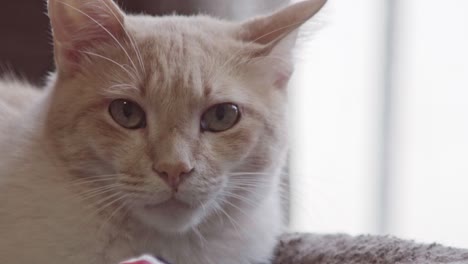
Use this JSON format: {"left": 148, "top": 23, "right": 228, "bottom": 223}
{"left": 45, "top": 0, "right": 325, "bottom": 233}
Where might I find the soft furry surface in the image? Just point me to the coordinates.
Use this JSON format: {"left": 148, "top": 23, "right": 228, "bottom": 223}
{"left": 274, "top": 233, "right": 468, "bottom": 264}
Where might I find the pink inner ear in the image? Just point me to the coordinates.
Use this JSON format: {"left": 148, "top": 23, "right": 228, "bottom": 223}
{"left": 49, "top": 0, "right": 125, "bottom": 71}
{"left": 58, "top": 42, "right": 92, "bottom": 71}
{"left": 52, "top": 1, "right": 117, "bottom": 43}
{"left": 63, "top": 49, "right": 80, "bottom": 65}
{"left": 274, "top": 69, "right": 293, "bottom": 88}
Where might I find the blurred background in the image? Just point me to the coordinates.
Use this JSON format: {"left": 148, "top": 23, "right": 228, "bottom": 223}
{"left": 289, "top": 0, "right": 468, "bottom": 249}
{"left": 1, "top": 0, "right": 467, "bottom": 248}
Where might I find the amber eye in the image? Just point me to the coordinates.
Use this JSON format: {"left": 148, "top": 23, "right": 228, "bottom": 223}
{"left": 109, "top": 99, "right": 146, "bottom": 129}
{"left": 201, "top": 103, "right": 240, "bottom": 132}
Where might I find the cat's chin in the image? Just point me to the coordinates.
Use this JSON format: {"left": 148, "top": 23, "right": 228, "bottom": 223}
{"left": 133, "top": 198, "right": 205, "bottom": 233}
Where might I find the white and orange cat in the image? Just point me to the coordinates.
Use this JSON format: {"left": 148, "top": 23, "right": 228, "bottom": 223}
{"left": 0, "top": 0, "right": 326, "bottom": 263}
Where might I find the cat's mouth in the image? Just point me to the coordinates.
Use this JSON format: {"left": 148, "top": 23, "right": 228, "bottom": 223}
{"left": 135, "top": 196, "right": 205, "bottom": 233}
{"left": 143, "top": 198, "right": 192, "bottom": 211}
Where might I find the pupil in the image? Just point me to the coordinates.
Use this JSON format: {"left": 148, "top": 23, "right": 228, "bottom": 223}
{"left": 122, "top": 102, "right": 133, "bottom": 119}
{"left": 215, "top": 105, "right": 225, "bottom": 120}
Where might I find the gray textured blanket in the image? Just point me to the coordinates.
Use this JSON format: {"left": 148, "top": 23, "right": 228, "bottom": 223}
{"left": 274, "top": 233, "right": 468, "bottom": 264}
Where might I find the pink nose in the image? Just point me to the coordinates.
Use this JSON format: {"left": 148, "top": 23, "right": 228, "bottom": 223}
{"left": 153, "top": 162, "right": 193, "bottom": 191}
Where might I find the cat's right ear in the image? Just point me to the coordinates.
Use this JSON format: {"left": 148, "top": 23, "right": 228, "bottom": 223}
{"left": 238, "top": 0, "right": 326, "bottom": 89}
{"left": 48, "top": 0, "right": 125, "bottom": 74}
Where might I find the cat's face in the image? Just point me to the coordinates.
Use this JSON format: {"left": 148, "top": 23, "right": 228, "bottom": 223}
{"left": 45, "top": 0, "right": 325, "bottom": 232}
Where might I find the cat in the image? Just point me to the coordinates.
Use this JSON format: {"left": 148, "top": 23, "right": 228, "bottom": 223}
{"left": 0, "top": 0, "right": 326, "bottom": 263}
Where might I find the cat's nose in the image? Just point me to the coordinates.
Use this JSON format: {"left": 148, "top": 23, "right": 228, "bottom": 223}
{"left": 153, "top": 162, "right": 193, "bottom": 191}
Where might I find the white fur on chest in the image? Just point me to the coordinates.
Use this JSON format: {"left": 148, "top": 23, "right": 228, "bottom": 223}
{"left": 136, "top": 192, "right": 283, "bottom": 264}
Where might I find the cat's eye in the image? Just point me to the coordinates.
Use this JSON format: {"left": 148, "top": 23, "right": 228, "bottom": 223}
{"left": 201, "top": 103, "right": 240, "bottom": 132}
{"left": 109, "top": 99, "right": 146, "bottom": 129}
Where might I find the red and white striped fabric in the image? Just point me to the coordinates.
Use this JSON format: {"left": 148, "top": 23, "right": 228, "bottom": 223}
{"left": 120, "top": 255, "right": 168, "bottom": 264}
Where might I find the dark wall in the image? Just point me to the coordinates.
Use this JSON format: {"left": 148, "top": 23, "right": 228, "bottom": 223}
{"left": 0, "top": 0, "right": 52, "bottom": 83}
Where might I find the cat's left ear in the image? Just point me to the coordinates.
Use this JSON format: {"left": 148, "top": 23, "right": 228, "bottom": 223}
{"left": 48, "top": 0, "right": 125, "bottom": 74}
{"left": 239, "top": 0, "right": 327, "bottom": 88}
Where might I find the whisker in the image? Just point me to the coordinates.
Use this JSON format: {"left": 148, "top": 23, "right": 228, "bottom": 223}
{"left": 192, "top": 226, "right": 207, "bottom": 248}
{"left": 228, "top": 172, "right": 270, "bottom": 176}
{"left": 87, "top": 191, "right": 126, "bottom": 217}
{"left": 221, "top": 191, "right": 259, "bottom": 208}
{"left": 69, "top": 174, "right": 121, "bottom": 183}
{"left": 246, "top": 54, "right": 290, "bottom": 66}
{"left": 228, "top": 176, "right": 272, "bottom": 181}
{"left": 204, "top": 201, "right": 225, "bottom": 226}
{"left": 100, "top": 0, "right": 146, "bottom": 74}
{"left": 212, "top": 202, "right": 244, "bottom": 237}
{"left": 226, "top": 185, "right": 264, "bottom": 195}
{"left": 78, "top": 183, "right": 124, "bottom": 201}
{"left": 108, "top": 83, "right": 139, "bottom": 90}
{"left": 228, "top": 180, "right": 272, "bottom": 187}
{"left": 71, "top": 173, "right": 123, "bottom": 179}
{"left": 221, "top": 198, "right": 254, "bottom": 219}
{"left": 70, "top": 177, "right": 118, "bottom": 186}
{"left": 78, "top": 182, "right": 122, "bottom": 194}
{"left": 78, "top": 191, "right": 123, "bottom": 224}
{"left": 97, "top": 197, "right": 128, "bottom": 235}
{"left": 79, "top": 50, "right": 137, "bottom": 79}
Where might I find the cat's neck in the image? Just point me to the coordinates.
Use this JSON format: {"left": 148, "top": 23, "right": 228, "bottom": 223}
{"left": 123, "top": 180, "right": 284, "bottom": 263}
